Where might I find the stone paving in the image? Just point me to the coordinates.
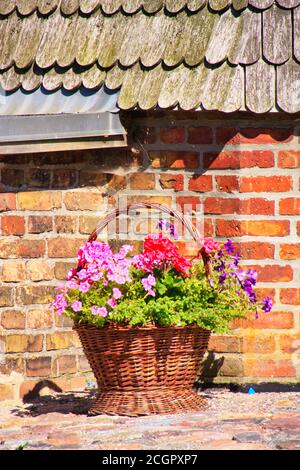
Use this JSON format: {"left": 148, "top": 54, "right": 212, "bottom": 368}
{"left": 0, "top": 389, "right": 300, "bottom": 450}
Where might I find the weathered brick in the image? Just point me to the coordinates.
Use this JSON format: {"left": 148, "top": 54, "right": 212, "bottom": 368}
{"left": 26, "top": 357, "right": 52, "bottom": 377}
{"left": 26, "top": 260, "right": 54, "bottom": 281}
{"left": 5, "top": 335, "right": 28, "bottom": 353}
{"left": 233, "top": 311, "right": 294, "bottom": 329}
{"left": 280, "top": 288, "right": 300, "bottom": 305}
{"left": 215, "top": 175, "right": 239, "bottom": 193}
{"left": 27, "top": 309, "right": 53, "bottom": 329}
{"left": 18, "top": 191, "right": 61, "bottom": 210}
{"left": 64, "top": 191, "right": 104, "bottom": 211}
{"left": 55, "top": 216, "right": 77, "bottom": 234}
{"left": 160, "top": 127, "right": 185, "bottom": 144}
{"left": 280, "top": 244, "right": 300, "bottom": 260}
{"left": 216, "top": 220, "right": 289, "bottom": 237}
{"left": 127, "top": 195, "right": 172, "bottom": 206}
{"left": 279, "top": 333, "right": 300, "bottom": 353}
{"left": 28, "top": 216, "right": 53, "bottom": 234}
{"left": 242, "top": 333, "right": 276, "bottom": 353}
{"left": 16, "top": 240, "right": 46, "bottom": 258}
{"left": 48, "top": 238, "right": 85, "bottom": 258}
{"left": 52, "top": 170, "right": 77, "bottom": 188}
{"left": 216, "top": 127, "right": 293, "bottom": 145}
{"left": 159, "top": 174, "right": 184, "bottom": 191}
{"left": 0, "top": 240, "right": 17, "bottom": 258}
{"left": 1, "top": 169, "right": 24, "bottom": 188}
{"left": 187, "top": 127, "right": 213, "bottom": 144}
{"left": 149, "top": 151, "right": 199, "bottom": 169}
{"left": 1, "top": 310, "right": 25, "bottom": 329}
{"left": 55, "top": 314, "right": 74, "bottom": 328}
{"left": 16, "top": 285, "right": 55, "bottom": 305}
{"left": 0, "top": 193, "right": 16, "bottom": 212}
{"left": 208, "top": 335, "right": 242, "bottom": 353}
{"left": 79, "top": 171, "right": 106, "bottom": 187}
{"left": 240, "top": 176, "right": 292, "bottom": 192}
{"left": 0, "top": 357, "right": 24, "bottom": 375}
{"left": 106, "top": 174, "right": 127, "bottom": 191}
{"left": 278, "top": 150, "right": 300, "bottom": 168}
{"left": 1, "top": 261, "right": 26, "bottom": 282}
{"left": 78, "top": 355, "right": 91, "bottom": 372}
{"left": 244, "top": 359, "right": 295, "bottom": 378}
{"left": 130, "top": 173, "right": 155, "bottom": 190}
{"left": 237, "top": 242, "right": 275, "bottom": 260}
{"left": 279, "top": 198, "right": 300, "bottom": 215}
{"left": 1, "top": 215, "right": 24, "bottom": 235}
{"left": 133, "top": 126, "right": 156, "bottom": 144}
{"left": 245, "top": 264, "right": 293, "bottom": 282}
{"left": 188, "top": 175, "right": 213, "bottom": 192}
{"left": 54, "top": 355, "right": 77, "bottom": 375}
{"left": 54, "top": 261, "right": 76, "bottom": 280}
{"left": 79, "top": 215, "right": 100, "bottom": 234}
{"left": 27, "top": 335, "right": 44, "bottom": 352}
{"left": 46, "top": 331, "right": 80, "bottom": 350}
{"left": 28, "top": 169, "right": 51, "bottom": 188}
{"left": 203, "top": 151, "right": 274, "bottom": 169}
{"left": 219, "top": 356, "right": 244, "bottom": 377}
{"left": 0, "top": 286, "right": 13, "bottom": 306}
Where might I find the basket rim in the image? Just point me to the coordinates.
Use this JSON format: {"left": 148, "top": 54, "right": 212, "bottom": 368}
{"left": 73, "top": 322, "right": 210, "bottom": 333}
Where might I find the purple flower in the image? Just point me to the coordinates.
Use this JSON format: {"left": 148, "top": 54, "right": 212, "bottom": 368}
{"left": 246, "top": 269, "right": 258, "bottom": 285}
{"left": 224, "top": 239, "right": 234, "bottom": 254}
{"left": 214, "top": 261, "right": 225, "bottom": 272}
{"left": 112, "top": 287, "right": 123, "bottom": 300}
{"left": 262, "top": 297, "right": 273, "bottom": 313}
{"left": 235, "top": 270, "right": 246, "bottom": 283}
{"left": 142, "top": 274, "right": 156, "bottom": 297}
{"left": 219, "top": 272, "right": 227, "bottom": 285}
{"left": 79, "top": 281, "right": 90, "bottom": 293}
{"left": 217, "top": 250, "right": 224, "bottom": 260}
{"left": 78, "top": 269, "right": 88, "bottom": 281}
{"left": 232, "top": 253, "right": 241, "bottom": 266}
{"left": 72, "top": 301, "right": 82, "bottom": 312}
{"left": 91, "top": 306, "right": 108, "bottom": 317}
{"left": 157, "top": 220, "right": 178, "bottom": 240}
{"left": 248, "top": 292, "right": 257, "bottom": 303}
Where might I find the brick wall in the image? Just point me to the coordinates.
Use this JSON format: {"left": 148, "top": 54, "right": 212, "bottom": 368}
{"left": 0, "top": 112, "right": 299, "bottom": 400}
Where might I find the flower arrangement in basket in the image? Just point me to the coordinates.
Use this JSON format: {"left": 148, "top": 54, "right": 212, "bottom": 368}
{"left": 51, "top": 203, "right": 272, "bottom": 416}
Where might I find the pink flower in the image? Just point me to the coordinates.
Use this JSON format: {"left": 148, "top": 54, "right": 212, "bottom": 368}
{"left": 103, "top": 280, "right": 108, "bottom": 286}
{"left": 107, "top": 298, "right": 117, "bottom": 309}
{"left": 72, "top": 301, "right": 82, "bottom": 312}
{"left": 91, "top": 306, "right": 108, "bottom": 317}
{"left": 79, "top": 281, "right": 90, "bottom": 293}
{"left": 112, "top": 287, "right": 122, "bottom": 300}
{"left": 142, "top": 274, "right": 156, "bottom": 297}
{"left": 202, "top": 238, "right": 219, "bottom": 255}
{"left": 66, "top": 268, "right": 77, "bottom": 280}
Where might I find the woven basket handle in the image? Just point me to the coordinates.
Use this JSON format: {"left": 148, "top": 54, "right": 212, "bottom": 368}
{"left": 88, "top": 203, "right": 202, "bottom": 244}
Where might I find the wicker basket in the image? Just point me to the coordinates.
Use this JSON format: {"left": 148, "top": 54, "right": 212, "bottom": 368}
{"left": 73, "top": 203, "right": 211, "bottom": 416}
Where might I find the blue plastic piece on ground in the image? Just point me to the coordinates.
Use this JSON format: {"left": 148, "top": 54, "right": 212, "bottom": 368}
{"left": 248, "top": 387, "right": 256, "bottom": 394}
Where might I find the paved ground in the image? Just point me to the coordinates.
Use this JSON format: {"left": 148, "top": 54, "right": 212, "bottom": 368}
{"left": 0, "top": 389, "right": 300, "bottom": 450}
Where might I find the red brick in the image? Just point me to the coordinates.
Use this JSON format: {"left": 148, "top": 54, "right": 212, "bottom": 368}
{"left": 160, "top": 174, "right": 184, "bottom": 191}
{"left": 150, "top": 151, "right": 199, "bottom": 169}
{"left": 215, "top": 175, "right": 239, "bottom": 193}
{"left": 204, "top": 151, "right": 274, "bottom": 169}
{"left": 47, "top": 238, "right": 85, "bottom": 258}
{"left": 279, "top": 198, "right": 300, "bottom": 215}
{"left": 188, "top": 175, "right": 213, "bottom": 192}
{"left": 242, "top": 333, "right": 276, "bottom": 353}
{"left": 216, "top": 127, "right": 293, "bottom": 145}
{"left": 27, "top": 335, "right": 44, "bottom": 352}
{"left": 107, "top": 174, "right": 127, "bottom": 191}
{"left": 1, "top": 215, "right": 25, "bottom": 236}
{"left": 298, "top": 221, "right": 300, "bottom": 236}
{"left": 27, "top": 309, "right": 53, "bottom": 329}
{"left": 204, "top": 218, "right": 214, "bottom": 237}
{"left": 55, "top": 355, "right": 77, "bottom": 375}
{"left": 280, "top": 244, "right": 300, "bottom": 261}
{"left": 237, "top": 242, "right": 275, "bottom": 260}
{"left": 204, "top": 197, "right": 239, "bottom": 214}
{"left": 278, "top": 150, "right": 300, "bottom": 168}
{"left": 18, "top": 191, "right": 61, "bottom": 210}
{"left": 240, "top": 176, "right": 292, "bottom": 192}
{"left": 204, "top": 197, "right": 274, "bottom": 215}
{"left": 244, "top": 359, "right": 295, "bottom": 378}
{"left": 176, "top": 196, "right": 201, "bottom": 212}
{"left": 245, "top": 264, "right": 293, "bottom": 282}
{"left": 1, "top": 310, "right": 25, "bottom": 329}
{"left": 55, "top": 216, "right": 77, "bottom": 234}
{"left": 208, "top": 335, "right": 242, "bottom": 353}
{"left": 130, "top": 173, "right": 155, "bottom": 190}
{"left": 28, "top": 216, "right": 53, "bottom": 234}
{"left": 160, "top": 127, "right": 185, "bottom": 144}
{"left": 187, "top": 127, "right": 213, "bottom": 144}
{"left": 26, "top": 357, "right": 52, "bottom": 377}
{"left": 255, "top": 288, "right": 276, "bottom": 302}
{"left": 127, "top": 195, "right": 172, "bottom": 206}
{"left": 0, "top": 193, "right": 16, "bottom": 212}
{"left": 64, "top": 192, "right": 104, "bottom": 211}
{"left": 280, "top": 288, "right": 300, "bottom": 305}
{"left": 239, "top": 198, "right": 275, "bottom": 215}
{"left": 279, "top": 333, "right": 300, "bottom": 353}
{"left": 233, "top": 311, "right": 294, "bottom": 329}
{"left": 216, "top": 220, "right": 289, "bottom": 237}
{"left": 16, "top": 240, "right": 46, "bottom": 258}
